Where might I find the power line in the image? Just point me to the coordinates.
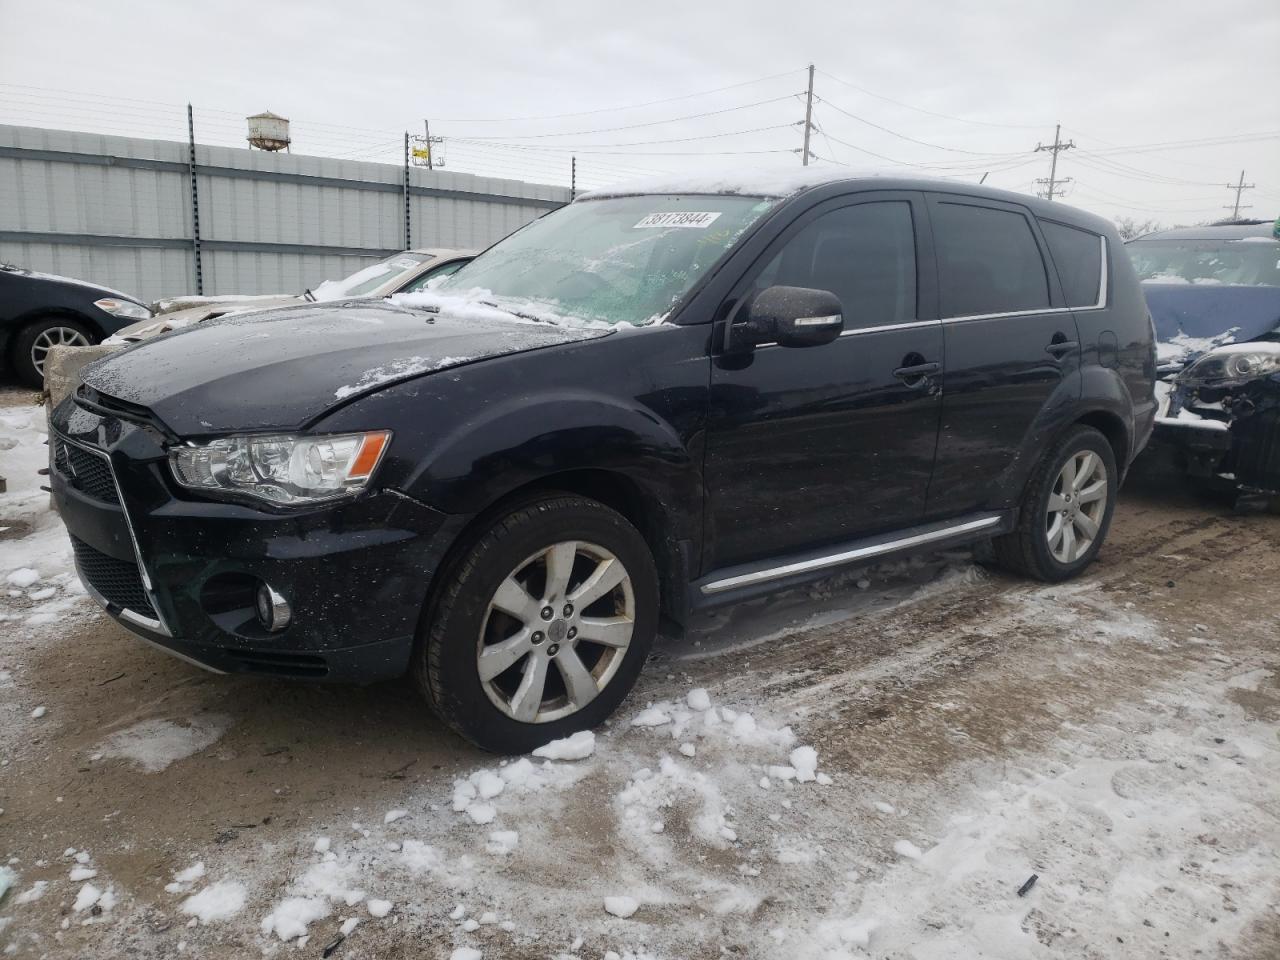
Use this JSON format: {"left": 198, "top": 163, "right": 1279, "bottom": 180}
{"left": 427, "top": 68, "right": 805, "bottom": 123}
{"left": 813, "top": 93, "right": 1025, "bottom": 157}
{"left": 1070, "top": 151, "right": 1223, "bottom": 187}
{"left": 451, "top": 123, "right": 798, "bottom": 151}
{"left": 449, "top": 94, "right": 799, "bottom": 141}
{"left": 814, "top": 69, "right": 1043, "bottom": 130}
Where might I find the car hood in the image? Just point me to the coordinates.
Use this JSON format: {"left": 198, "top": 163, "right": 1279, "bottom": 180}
{"left": 80, "top": 300, "right": 612, "bottom": 435}
{"left": 1144, "top": 283, "right": 1280, "bottom": 367}
{"left": 111, "top": 296, "right": 303, "bottom": 342}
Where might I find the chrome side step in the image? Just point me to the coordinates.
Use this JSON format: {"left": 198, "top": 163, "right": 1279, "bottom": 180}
{"left": 699, "top": 513, "right": 1004, "bottom": 596}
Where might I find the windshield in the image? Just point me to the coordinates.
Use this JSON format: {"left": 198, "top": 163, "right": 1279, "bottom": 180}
{"left": 311, "top": 252, "right": 433, "bottom": 301}
{"left": 436, "top": 195, "right": 778, "bottom": 326}
{"left": 1128, "top": 238, "right": 1280, "bottom": 288}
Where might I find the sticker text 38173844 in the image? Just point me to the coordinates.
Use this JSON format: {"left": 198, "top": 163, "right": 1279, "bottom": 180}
{"left": 633, "top": 211, "right": 723, "bottom": 229}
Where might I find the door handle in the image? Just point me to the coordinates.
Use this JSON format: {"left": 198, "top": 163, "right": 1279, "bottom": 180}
{"left": 1045, "top": 337, "right": 1079, "bottom": 358}
{"left": 893, "top": 361, "right": 941, "bottom": 381}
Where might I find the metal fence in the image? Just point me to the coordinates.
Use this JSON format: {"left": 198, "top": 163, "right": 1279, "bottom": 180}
{"left": 0, "top": 124, "right": 570, "bottom": 303}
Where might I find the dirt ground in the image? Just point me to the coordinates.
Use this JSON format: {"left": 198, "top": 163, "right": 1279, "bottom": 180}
{"left": 1, "top": 384, "right": 1277, "bottom": 959}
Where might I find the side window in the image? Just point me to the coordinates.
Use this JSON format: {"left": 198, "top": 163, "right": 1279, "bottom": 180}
{"left": 932, "top": 201, "right": 1050, "bottom": 318}
{"left": 751, "top": 201, "right": 917, "bottom": 329}
{"left": 1039, "top": 220, "right": 1103, "bottom": 308}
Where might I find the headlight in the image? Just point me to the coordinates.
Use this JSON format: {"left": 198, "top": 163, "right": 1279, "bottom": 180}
{"left": 169, "top": 431, "right": 391, "bottom": 506}
{"left": 1176, "top": 343, "right": 1280, "bottom": 385}
{"left": 94, "top": 298, "right": 153, "bottom": 321}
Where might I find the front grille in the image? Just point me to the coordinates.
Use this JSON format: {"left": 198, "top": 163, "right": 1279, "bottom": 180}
{"left": 71, "top": 536, "right": 157, "bottom": 621}
{"left": 53, "top": 438, "right": 119, "bottom": 504}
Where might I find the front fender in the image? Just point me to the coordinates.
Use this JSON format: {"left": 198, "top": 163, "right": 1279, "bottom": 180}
{"left": 406, "top": 389, "right": 698, "bottom": 523}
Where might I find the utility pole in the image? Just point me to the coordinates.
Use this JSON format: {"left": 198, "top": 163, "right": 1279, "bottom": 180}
{"left": 571, "top": 156, "right": 576, "bottom": 200}
{"left": 186, "top": 104, "right": 203, "bottom": 295}
{"left": 801, "top": 63, "right": 815, "bottom": 166}
{"left": 1224, "top": 170, "right": 1255, "bottom": 220}
{"left": 1034, "top": 123, "right": 1075, "bottom": 201}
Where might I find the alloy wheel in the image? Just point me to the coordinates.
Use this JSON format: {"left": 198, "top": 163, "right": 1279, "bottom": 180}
{"left": 1045, "top": 451, "right": 1108, "bottom": 564}
{"left": 477, "top": 540, "right": 635, "bottom": 724}
{"left": 31, "top": 326, "right": 90, "bottom": 377}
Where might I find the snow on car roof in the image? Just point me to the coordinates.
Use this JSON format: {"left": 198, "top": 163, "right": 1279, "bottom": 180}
{"left": 577, "top": 166, "right": 886, "bottom": 201}
{"left": 1138, "top": 221, "right": 1278, "bottom": 242}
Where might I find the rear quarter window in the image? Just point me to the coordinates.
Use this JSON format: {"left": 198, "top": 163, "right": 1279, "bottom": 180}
{"left": 932, "top": 201, "right": 1050, "bottom": 318}
{"left": 1040, "top": 220, "right": 1103, "bottom": 308}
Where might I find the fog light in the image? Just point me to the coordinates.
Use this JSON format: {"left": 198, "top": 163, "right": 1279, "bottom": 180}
{"left": 255, "top": 583, "right": 291, "bottom": 632}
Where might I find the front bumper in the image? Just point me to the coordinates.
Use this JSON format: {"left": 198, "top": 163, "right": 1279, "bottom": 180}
{"left": 50, "top": 395, "right": 462, "bottom": 681}
{"left": 1151, "top": 375, "right": 1280, "bottom": 496}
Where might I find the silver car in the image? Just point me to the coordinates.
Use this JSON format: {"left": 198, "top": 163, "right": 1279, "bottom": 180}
{"left": 105, "top": 248, "right": 475, "bottom": 345}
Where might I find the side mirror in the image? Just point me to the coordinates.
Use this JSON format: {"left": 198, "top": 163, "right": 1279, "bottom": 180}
{"left": 737, "top": 285, "right": 844, "bottom": 348}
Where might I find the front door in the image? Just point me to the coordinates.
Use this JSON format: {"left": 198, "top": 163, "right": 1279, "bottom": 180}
{"left": 703, "top": 193, "right": 943, "bottom": 570}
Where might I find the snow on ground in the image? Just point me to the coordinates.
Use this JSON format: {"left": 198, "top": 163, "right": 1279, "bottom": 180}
{"left": 0, "top": 403, "right": 94, "bottom": 756}
{"left": 1, "top": 395, "right": 1276, "bottom": 957}
{"left": 7, "top": 624, "right": 1274, "bottom": 958}
{"left": 95, "top": 716, "right": 232, "bottom": 773}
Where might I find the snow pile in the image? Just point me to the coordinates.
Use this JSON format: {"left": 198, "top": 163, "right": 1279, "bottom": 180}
{"left": 450, "top": 755, "right": 590, "bottom": 826}
{"left": 181, "top": 881, "right": 248, "bottom": 924}
{"left": 96, "top": 715, "right": 231, "bottom": 772}
{"left": 532, "top": 730, "right": 595, "bottom": 760}
{"left": 603, "top": 895, "right": 639, "bottom": 918}
{"left": 260, "top": 896, "right": 329, "bottom": 941}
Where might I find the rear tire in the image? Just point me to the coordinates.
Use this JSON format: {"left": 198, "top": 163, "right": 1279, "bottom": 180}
{"left": 12, "top": 318, "right": 95, "bottom": 389}
{"left": 413, "top": 495, "right": 658, "bottom": 753}
{"left": 992, "top": 425, "right": 1118, "bottom": 582}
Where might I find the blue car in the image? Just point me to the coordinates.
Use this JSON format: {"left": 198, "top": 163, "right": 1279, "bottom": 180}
{"left": 1129, "top": 218, "right": 1280, "bottom": 504}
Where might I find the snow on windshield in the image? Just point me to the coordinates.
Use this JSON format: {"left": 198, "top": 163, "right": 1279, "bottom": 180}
{"left": 312, "top": 254, "right": 429, "bottom": 302}
{"left": 1129, "top": 238, "right": 1280, "bottom": 287}
{"left": 431, "top": 194, "right": 777, "bottom": 327}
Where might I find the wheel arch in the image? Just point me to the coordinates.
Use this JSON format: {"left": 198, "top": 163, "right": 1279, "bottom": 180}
{"left": 1074, "top": 408, "right": 1130, "bottom": 476}
{"left": 424, "top": 467, "right": 692, "bottom": 639}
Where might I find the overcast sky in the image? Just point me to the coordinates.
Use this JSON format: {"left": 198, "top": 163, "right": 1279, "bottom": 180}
{"left": 1, "top": 0, "right": 1277, "bottom": 225}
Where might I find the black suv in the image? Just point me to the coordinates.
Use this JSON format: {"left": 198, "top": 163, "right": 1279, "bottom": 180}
{"left": 1, "top": 263, "right": 152, "bottom": 387}
{"left": 50, "top": 175, "right": 1156, "bottom": 752}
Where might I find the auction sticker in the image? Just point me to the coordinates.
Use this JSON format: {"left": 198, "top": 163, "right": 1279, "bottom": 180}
{"left": 634, "top": 211, "right": 723, "bottom": 229}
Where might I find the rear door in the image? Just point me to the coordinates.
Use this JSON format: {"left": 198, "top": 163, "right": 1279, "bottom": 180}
{"left": 703, "top": 192, "right": 944, "bottom": 569}
{"left": 924, "top": 194, "right": 1081, "bottom": 518}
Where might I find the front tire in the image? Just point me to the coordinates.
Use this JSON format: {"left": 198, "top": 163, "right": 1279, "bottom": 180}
{"left": 992, "top": 425, "right": 1118, "bottom": 582}
{"left": 12, "top": 318, "right": 95, "bottom": 388}
{"left": 414, "top": 495, "right": 658, "bottom": 753}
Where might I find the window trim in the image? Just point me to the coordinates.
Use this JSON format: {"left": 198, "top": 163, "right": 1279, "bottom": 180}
{"left": 928, "top": 195, "right": 1064, "bottom": 320}
{"left": 940, "top": 235, "right": 1108, "bottom": 321}
{"left": 720, "top": 191, "right": 928, "bottom": 350}
{"left": 1039, "top": 218, "right": 1110, "bottom": 311}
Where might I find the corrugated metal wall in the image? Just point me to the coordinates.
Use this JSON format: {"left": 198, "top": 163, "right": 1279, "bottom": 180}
{"left": 0, "top": 124, "right": 570, "bottom": 303}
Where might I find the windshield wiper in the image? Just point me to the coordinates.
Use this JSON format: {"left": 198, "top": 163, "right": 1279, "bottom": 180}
{"left": 478, "top": 299, "right": 554, "bottom": 325}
